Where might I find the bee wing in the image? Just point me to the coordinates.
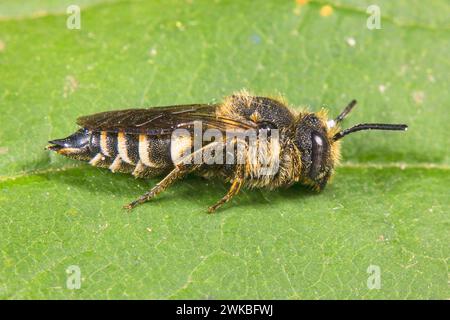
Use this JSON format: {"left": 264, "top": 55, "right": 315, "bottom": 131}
{"left": 76, "top": 104, "right": 256, "bottom": 135}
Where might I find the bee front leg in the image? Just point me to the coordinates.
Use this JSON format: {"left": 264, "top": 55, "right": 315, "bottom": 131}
{"left": 208, "top": 177, "right": 243, "bottom": 213}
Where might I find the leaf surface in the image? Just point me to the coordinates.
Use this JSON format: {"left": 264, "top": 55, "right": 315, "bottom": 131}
{"left": 0, "top": 0, "right": 448, "bottom": 299}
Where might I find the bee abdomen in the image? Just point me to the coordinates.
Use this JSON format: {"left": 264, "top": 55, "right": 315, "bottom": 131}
{"left": 92, "top": 131, "right": 175, "bottom": 176}
{"left": 86, "top": 130, "right": 191, "bottom": 177}
{"left": 136, "top": 134, "right": 173, "bottom": 175}
{"left": 86, "top": 131, "right": 114, "bottom": 169}
{"left": 137, "top": 134, "right": 171, "bottom": 167}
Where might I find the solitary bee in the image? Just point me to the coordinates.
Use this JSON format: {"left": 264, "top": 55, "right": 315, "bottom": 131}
{"left": 47, "top": 91, "right": 407, "bottom": 212}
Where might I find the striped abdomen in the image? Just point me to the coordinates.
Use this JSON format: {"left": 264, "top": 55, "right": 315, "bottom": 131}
{"left": 48, "top": 129, "right": 191, "bottom": 178}
{"left": 88, "top": 130, "right": 177, "bottom": 177}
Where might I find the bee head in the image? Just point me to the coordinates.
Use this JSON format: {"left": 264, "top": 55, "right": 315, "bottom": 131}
{"left": 294, "top": 113, "right": 334, "bottom": 190}
{"left": 295, "top": 100, "right": 408, "bottom": 190}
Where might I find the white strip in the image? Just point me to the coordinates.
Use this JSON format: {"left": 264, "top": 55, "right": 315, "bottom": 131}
{"left": 132, "top": 160, "right": 146, "bottom": 177}
{"left": 118, "top": 132, "right": 133, "bottom": 164}
{"left": 109, "top": 155, "right": 122, "bottom": 172}
{"left": 100, "top": 131, "right": 111, "bottom": 157}
{"left": 89, "top": 153, "right": 104, "bottom": 166}
{"left": 138, "top": 134, "right": 159, "bottom": 167}
{"left": 170, "top": 135, "right": 192, "bottom": 165}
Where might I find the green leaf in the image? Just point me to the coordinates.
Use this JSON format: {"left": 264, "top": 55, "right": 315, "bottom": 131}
{"left": 0, "top": 0, "right": 448, "bottom": 299}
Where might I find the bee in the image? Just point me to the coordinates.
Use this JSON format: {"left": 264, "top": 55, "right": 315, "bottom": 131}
{"left": 47, "top": 91, "right": 407, "bottom": 213}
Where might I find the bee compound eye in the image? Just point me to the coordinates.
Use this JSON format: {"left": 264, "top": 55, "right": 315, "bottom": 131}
{"left": 313, "top": 134, "right": 324, "bottom": 147}
{"left": 310, "top": 132, "right": 328, "bottom": 179}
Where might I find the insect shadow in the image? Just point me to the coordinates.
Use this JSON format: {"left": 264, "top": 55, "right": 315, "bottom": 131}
{"left": 178, "top": 177, "right": 319, "bottom": 211}
{"left": 44, "top": 164, "right": 319, "bottom": 211}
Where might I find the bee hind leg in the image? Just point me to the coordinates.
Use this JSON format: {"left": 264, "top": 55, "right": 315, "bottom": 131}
{"left": 208, "top": 178, "right": 243, "bottom": 213}
{"left": 124, "top": 163, "right": 196, "bottom": 210}
{"left": 124, "top": 142, "right": 224, "bottom": 210}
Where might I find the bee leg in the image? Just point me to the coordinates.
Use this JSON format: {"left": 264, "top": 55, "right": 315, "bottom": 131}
{"left": 124, "top": 142, "right": 224, "bottom": 210}
{"left": 124, "top": 164, "right": 195, "bottom": 210}
{"left": 124, "top": 165, "right": 191, "bottom": 210}
{"left": 208, "top": 178, "right": 243, "bottom": 213}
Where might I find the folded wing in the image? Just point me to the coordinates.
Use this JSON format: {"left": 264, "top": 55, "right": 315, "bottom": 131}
{"left": 77, "top": 104, "right": 256, "bottom": 136}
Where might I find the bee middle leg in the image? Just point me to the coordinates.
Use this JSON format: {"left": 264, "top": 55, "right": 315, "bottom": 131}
{"left": 208, "top": 177, "right": 243, "bottom": 213}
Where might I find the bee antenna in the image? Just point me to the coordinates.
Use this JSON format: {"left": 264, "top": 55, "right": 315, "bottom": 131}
{"left": 327, "top": 100, "right": 357, "bottom": 128}
{"left": 333, "top": 123, "right": 408, "bottom": 141}
{"left": 336, "top": 99, "right": 357, "bottom": 123}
